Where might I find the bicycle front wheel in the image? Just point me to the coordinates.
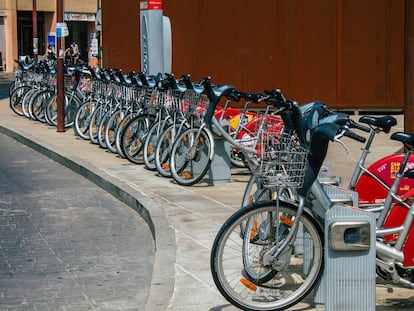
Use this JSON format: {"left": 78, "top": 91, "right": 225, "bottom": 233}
{"left": 121, "top": 114, "right": 155, "bottom": 164}
{"left": 170, "top": 127, "right": 213, "bottom": 186}
{"left": 154, "top": 123, "right": 181, "bottom": 178}
{"left": 74, "top": 100, "right": 98, "bottom": 140}
{"left": 210, "top": 200, "right": 324, "bottom": 311}
{"left": 9, "top": 85, "right": 30, "bottom": 116}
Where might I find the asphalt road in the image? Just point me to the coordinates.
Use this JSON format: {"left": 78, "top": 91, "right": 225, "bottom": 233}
{"left": 0, "top": 132, "right": 155, "bottom": 310}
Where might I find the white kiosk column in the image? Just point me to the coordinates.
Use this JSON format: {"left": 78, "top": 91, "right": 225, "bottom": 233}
{"left": 140, "top": 0, "right": 171, "bottom": 75}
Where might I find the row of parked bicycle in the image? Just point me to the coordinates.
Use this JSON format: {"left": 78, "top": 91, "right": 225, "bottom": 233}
{"left": 8, "top": 58, "right": 414, "bottom": 310}
{"left": 9, "top": 58, "right": 288, "bottom": 186}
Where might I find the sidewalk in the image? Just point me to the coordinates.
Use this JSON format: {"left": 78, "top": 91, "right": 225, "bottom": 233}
{"left": 1, "top": 98, "right": 413, "bottom": 310}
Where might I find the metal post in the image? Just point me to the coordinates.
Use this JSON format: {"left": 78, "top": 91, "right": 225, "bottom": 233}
{"left": 56, "top": 0, "right": 65, "bottom": 132}
{"left": 32, "top": 0, "right": 38, "bottom": 59}
{"left": 405, "top": 0, "right": 414, "bottom": 133}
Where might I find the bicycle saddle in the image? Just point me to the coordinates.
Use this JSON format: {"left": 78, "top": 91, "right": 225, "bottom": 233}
{"left": 391, "top": 132, "right": 414, "bottom": 146}
{"left": 359, "top": 115, "right": 397, "bottom": 133}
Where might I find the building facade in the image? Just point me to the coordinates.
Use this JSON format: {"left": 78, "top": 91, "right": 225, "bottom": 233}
{"left": 101, "top": 0, "right": 414, "bottom": 116}
{"left": 0, "top": 0, "right": 97, "bottom": 71}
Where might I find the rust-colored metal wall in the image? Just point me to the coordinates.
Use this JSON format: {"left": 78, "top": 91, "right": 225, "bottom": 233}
{"left": 101, "top": 0, "right": 140, "bottom": 72}
{"left": 102, "top": 0, "right": 406, "bottom": 110}
{"left": 336, "top": 0, "right": 404, "bottom": 110}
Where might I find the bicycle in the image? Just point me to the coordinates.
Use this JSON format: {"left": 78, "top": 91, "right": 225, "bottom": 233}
{"left": 44, "top": 66, "right": 85, "bottom": 128}
{"left": 119, "top": 73, "right": 168, "bottom": 164}
{"left": 168, "top": 77, "right": 284, "bottom": 186}
{"left": 152, "top": 75, "right": 215, "bottom": 177}
{"left": 347, "top": 115, "right": 414, "bottom": 207}
{"left": 9, "top": 60, "right": 46, "bottom": 116}
{"left": 210, "top": 89, "right": 369, "bottom": 310}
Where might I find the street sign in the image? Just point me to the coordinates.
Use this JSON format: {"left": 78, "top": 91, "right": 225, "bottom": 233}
{"left": 56, "top": 22, "right": 69, "bottom": 38}
{"left": 140, "top": 0, "right": 163, "bottom": 10}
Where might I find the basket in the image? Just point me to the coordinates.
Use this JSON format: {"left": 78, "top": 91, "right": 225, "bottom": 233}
{"left": 92, "top": 79, "right": 107, "bottom": 96}
{"left": 146, "top": 89, "right": 170, "bottom": 110}
{"left": 79, "top": 77, "right": 93, "bottom": 93}
{"left": 180, "top": 90, "right": 209, "bottom": 117}
{"left": 64, "top": 74, "right": 74, "bottom": 89}
{"left": 256, "top": 132, "right": 308, "bottom": 189}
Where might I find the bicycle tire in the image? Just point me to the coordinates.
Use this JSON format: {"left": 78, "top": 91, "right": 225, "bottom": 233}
{"left": 74, "top": 100, "right": 98, "bottom": 140}
{"left": 31, "top": 89, "right": 53, "bottom": 123}
{"left": 105, "top": 109, "right": 126, "bottom": 154}
{"left": 22, "top": 88, "right": 37, "bottom": 119}
{"left": 65, "top": 93, "right": 82, "bottom": 128}
{"left": 22, "top": 89, "right": 41, "bottom": 120}
{"left": 120, "top": 114, "right": 155, "bottom": 164}
{"left": 97, "top": 109, "right": 114, "bottom": 149}
{"left": 44, "top": 94, "right": 58, "bottom": 125}
{"left": 45, "top": 92, "right": 81, "bottom": 128}
{"left": 9, "top": 85, "right": 30, "bottom": 116}
{"left": 115, "top": 114, "right": 135, "bottom": 158}
{"left": 169, "top": 127, "right": 213, "bottom": 186}
{"left": 143, "top": 118, "right": 172, "bottom": 171}
{"left": 210, "top": 200, "right": 324, "bottom": 311}
{"left": 88, "top": 104, "right": 106, "bottom": 144}
{"left": 154, "top": 123, "right": 182, "bottom": 177}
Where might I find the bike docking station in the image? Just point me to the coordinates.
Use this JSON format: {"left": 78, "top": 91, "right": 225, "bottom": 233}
{"left": 314, "top": 203, "right": 376, "bottom": 311}
{"left": 139, "top": 0, "right": 171, "bottom": 75}
{"left": 139, "top": 0, "right": 232, "bottom": 185}
{"left": 208, "top": 136, "right": 232, "bottom": 185}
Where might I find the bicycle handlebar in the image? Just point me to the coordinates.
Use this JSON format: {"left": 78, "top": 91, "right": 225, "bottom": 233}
{"left": 342, "top": 127, "right": 367, "bottom": 143}
{"left": 348, "top": 119, "right": 371, "bottom": 133}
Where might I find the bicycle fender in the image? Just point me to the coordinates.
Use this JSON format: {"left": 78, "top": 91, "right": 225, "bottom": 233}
{"left": 355, "top": 153, "right": 414, "bottom": 205}
{"left": 201, "top": 125, "right": 215, "bottom": 161}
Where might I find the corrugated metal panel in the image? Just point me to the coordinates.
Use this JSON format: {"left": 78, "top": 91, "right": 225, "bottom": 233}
{"left": 103, "top": 0, "right": 405, "bottom": 110}
{"left": 323, "top": 204, "right": 376, "bottom": 311}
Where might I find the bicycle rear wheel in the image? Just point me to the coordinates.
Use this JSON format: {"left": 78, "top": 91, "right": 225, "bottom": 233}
{"left": 121, "top": 114, "right": 155, "bottom": 164}
{"left": 9, "top": 85, "right": 30, "bottom": 116}
{"left": 97, "top": 109, "right": 113, "bottom": 149}
{"left": 169, "top": 127, "right": 213, "bottom": 186}
{"left": 74, "top": 100, "right": 98, "bottom": 140}
{"left": 115, "top": 114, "right": 135, "bottom": 158}
{"left": 88, "top": 105, "right": 106, "bottom": 144}
{"left": 144, "top": 119, "right": 172, "bottom": 171}
{"left": 155, "top": 123, "right": 181, "bottom": 177}
{"left": 31, "top": 89, "right": 53, "bottom": 123}
{"left": 45, "top": 92, "right": 81, "bottom": 128}
{"left": 105, "top": 109, "right": 126, "bottom": 153}
{"left": 210, "top": 200, "right": 324, "bottom": 311}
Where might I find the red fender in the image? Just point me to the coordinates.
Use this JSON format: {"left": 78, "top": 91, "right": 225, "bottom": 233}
{"left": 383, "top": 199, "right": 414, "bottom": 266}
{"left": 355, "top": 153, "right": 414, "bottom": 205}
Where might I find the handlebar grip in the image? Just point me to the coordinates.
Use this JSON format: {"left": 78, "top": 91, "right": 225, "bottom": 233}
{"left": 349, "top": 119, "right": 371, "bottom": 133}
{"left": 343, "top": 129, "right": 366, "bottom": 143}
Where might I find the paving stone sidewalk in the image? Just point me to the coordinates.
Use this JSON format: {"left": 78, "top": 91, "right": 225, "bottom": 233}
{"left": 1, "top": 98, "right": 414, "bottom": 310}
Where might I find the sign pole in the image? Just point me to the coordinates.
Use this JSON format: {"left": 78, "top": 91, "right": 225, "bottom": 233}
{"left": 56, "top": 0, "right": 65, "bottom": 132}
{"left": 32, "top": 0, "right": 38, "bottom": 59}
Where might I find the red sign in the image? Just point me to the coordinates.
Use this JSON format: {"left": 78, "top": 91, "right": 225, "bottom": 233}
{"left": 140, "top": 0, "right": 163, "bottom": 10}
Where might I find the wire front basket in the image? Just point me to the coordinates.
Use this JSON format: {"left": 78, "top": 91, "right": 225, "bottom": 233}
{"left": 256, "top": 132, "right": 308, "bottom": 189}
{"left": 181, "top": 90, "right": 209, "bottom": 117}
